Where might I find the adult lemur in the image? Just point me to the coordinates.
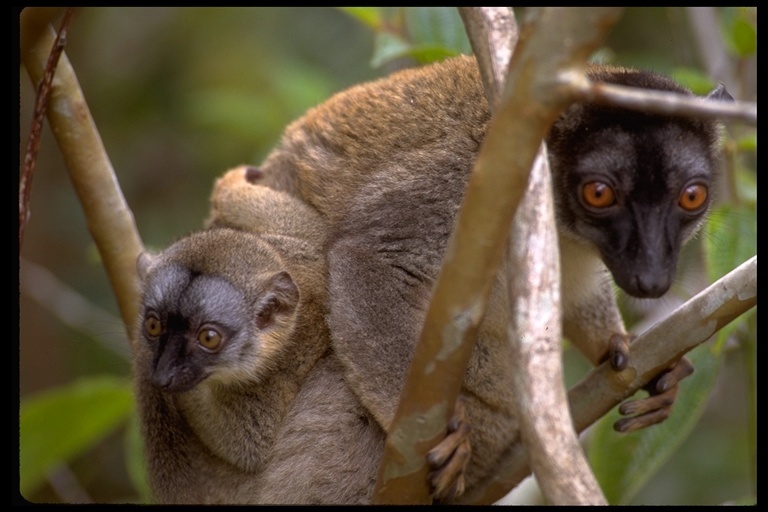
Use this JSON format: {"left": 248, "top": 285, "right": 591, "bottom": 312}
{"left": 135, "top": 55, "right": 731, "bottom": 504}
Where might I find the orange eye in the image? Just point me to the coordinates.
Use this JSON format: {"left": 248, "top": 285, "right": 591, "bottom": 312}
{"left": 582, "top": 181, "right": 615, "bottom": 209}
{"left": 144, "top": 315, "right": 162, "bottom": 338}
{"left": 198, "top": 328, "right": 222, "bottom": 351}
{"left": 678, "top": 183, "right": 708, "bottom": 212}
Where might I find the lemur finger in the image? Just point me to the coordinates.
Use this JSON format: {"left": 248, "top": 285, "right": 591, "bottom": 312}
{"left": 426, "top": 398, "right": 472, "bottom": 501}
{"left": 612, "top": 356, "right": 695, "bottom": 433}
{"left": 618, "top": 386, "right": 677, "bottom": 417}
{"left": 613, "top": 406, "right": 672, "bottom": 433}
{"left": 654, "top": 356, "right": 694, "bottom": 393}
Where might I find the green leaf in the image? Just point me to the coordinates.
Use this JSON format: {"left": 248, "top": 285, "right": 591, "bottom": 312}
{"left": 589, "top": 346, "right": 721, "bottom": 504}
{"left": 337, "top": 7, "right": 384, "bottom": 30}
{"left": 702, "top": 202, "right": 756, "bottom": 352}
{"left": 669, "top": 67, "right": 715, "bottom": 96}
{"left": 364, "top": 8, "right": 472, "bottom": 68}
{"left": 724, "top": 17, "right": 756, "bottom": 57}
{"left": 404, "top": 7, "right": 471, "bottom": 56}
{"left": 370, "top": 31, "right": 413, "bottom": 68}
{"left": 19, "top": 375, "right": 134, "bottom": 498}
{"left": 703, "top": 203, "right": 757, "bottom": 285}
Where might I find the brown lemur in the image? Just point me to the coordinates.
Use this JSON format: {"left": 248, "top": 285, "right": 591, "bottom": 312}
{"left": 134, "top": 171, "right": 469, "bottom": 503}
{"left": 209, "top": 54, "right": 731, "bottom": 500}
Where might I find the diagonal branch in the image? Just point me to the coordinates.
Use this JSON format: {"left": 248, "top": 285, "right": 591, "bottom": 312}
{"left": 19, "top": 8, "right": 75, "bottom": 247}
{"left": 463, "top": 6, "right": 607, "bottom": 505}
{"left": 463, "top": 255, "right": 756, "bottom": 504}
{"left": 20, "top": 10, "right": 144, "bottom": 341}
{"left": 372, "top": 7, "right": 624, "bottom": 504}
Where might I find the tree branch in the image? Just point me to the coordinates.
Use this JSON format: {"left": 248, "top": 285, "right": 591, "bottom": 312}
{"left": 458, "top": 7, "right": 518, "bottom": 109}
{"left": 460, "top": 6, "right": 607, "bottom": 505}
{"left": 19, "top": 8, "right": 75, "bottom": 247}
{"left": 507, "top": 148, "right": 605, "bottom": 504}
{"left": 462, "top": 255, "right": 756, "bottom": 504}
{"left": 372, "top": 6, "right": 624, "bottom": 504}
{"left": 568, "top": 255, "right": 757, "bottom": 433}
{"left": 20, "top": 10, "right": 144, "bottom": 341}
{"left": 567, "top": 76, "right": 756, "bottom": 124}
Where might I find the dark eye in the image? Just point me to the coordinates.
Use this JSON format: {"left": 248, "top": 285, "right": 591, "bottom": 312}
{"left": 197, "top": 327, "right": 223, "bottom": 351}
{"left": 581, "top": 181, "right": 615, "bottom": 209}
{"left": 678, "top": 183, "right": 708, "bottom": 212}
{"left": 144, "top": 314, "right": 162, "bottom": 338}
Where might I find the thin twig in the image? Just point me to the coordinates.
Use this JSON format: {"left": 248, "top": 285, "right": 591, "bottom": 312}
{"left": 567, "top": 75, "right": 756, "bottom": 125}
{"left": 19, "top": 8, "right": 76, "bottom": 247}
{"left": 20, "top": 11, "right": 144, "bottom": 338}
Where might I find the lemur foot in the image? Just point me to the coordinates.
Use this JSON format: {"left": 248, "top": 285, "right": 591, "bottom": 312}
{"left": 614, "top": 356, "right": 694, "bottom": 433}
{"left": 607, "top": 333, "right": 631, "bottom": 371}
{"left": 426, "top": 397, "right": 472, "bottom": 502}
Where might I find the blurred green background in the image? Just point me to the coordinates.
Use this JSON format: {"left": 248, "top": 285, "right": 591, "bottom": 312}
{"left": 18, "top": 7, "right": 756, "bottom": 505}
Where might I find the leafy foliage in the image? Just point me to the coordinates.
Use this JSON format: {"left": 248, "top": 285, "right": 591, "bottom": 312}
{"left": 341, "top": 6, "right": 471, "bottom": 67}
{"left": 19, "top": 376, "right": 134, "bottom": 498}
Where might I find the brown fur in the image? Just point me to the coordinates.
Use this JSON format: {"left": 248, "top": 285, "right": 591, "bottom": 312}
{"left": 213, "top": 55, "right": 726, "bottom": 500}
{"left": 140, "top": 54, "right": 727, "bottom": 504}
{"left": 135, "top": 187, "right": 386, "bottom": 503}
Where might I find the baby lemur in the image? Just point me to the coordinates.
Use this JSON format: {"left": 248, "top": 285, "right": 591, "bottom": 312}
{"left": 216, "top": 55, "right": 730, "bottom": 498}
{"left": 135, "top": 173, "right": 467, "bottom": 503}
{"left": 134, "top": 183, "right": 382, "bottom": 504}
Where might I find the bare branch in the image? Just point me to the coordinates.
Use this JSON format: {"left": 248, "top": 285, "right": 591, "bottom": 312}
{"left": 507, "top": 149, "right": 605, "bottom": 504}
{"left": 372, "top": 6, "right": 623, "bottom": 505}
{"left": 567, "top": 76, "right": 756, "bottom": 125}
{"left": 568, "top": 255, "right": 756, "bottom": 433}
{"left": 19, "top": 8, "right": 75, "bottom": 246}
{"left": 20, "top": 10, "right": 144, "bottom": 341}
{"left": 458, "top": 7, "right": 518, "bottom": 108}
{"left": 460, "top": 6, "right": 605, "bottom": 505}
{"left": 462, "top": 255, "right": 756, "bottom": 504}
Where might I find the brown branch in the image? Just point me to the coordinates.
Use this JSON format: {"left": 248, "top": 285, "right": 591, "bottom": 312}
{"left": 461, "top": 6, "right": 606, "bottom": 505}
{"left": 568, "top": 255, "right": 757, "bottom": 433}
{"left": 371, "top": 7, "right": 624, "bottom": 504}
{"left": 463, "top": 255, "right": 757, "bottom": 504}
{"left": 507, "top": 147, "right": 605, "bottom": 505}
{"left": 19, "top": 8, "right": 75, "bottom": 247}
{"left": 569, "top": 77, "right": 756, "bottom": 124}
{"left": 458, "top": 7, "right": 518, "bottom": 109}
{"left": 20, "top": 9, "right": 144, "bottom": 342}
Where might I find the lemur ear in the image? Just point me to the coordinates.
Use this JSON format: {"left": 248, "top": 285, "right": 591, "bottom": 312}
{"left": 136, "top": 252, "right": 158, "bottom": 281}
{"left": 254, "top": 271, "right": 299, "bottom": 329}
{"left": 706, "top": 83, "right": 734, "bottom": 102}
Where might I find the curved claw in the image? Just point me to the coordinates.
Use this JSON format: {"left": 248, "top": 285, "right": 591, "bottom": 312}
{"left": 426, "top": 398, "right": 472, "bottom": 502}
{"left": 613, "top": 356, "right": 695, "bottom": 433}
{"left": 608, "top": 333, "right": 632, "bottom": 371}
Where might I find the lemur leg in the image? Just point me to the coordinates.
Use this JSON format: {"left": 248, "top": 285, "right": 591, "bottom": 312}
{"left": 560, "top": 245, "right": 693, "bottom": 434}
